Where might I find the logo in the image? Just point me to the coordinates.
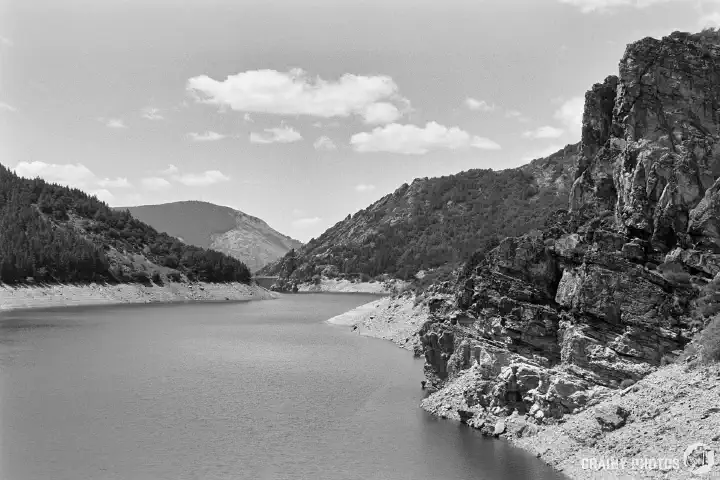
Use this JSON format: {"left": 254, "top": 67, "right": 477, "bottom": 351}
{"left": 684, "top": 442, "right": 716, "bottom": 475}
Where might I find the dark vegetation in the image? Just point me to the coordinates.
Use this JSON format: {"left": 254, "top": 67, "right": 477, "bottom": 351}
{"left": 0, "top": 163, "right": 251, "bottom": 285}
{"left": 263, "top": 144, "right": 579, "bottom": 284}
{"left": 699, "top": 316, "right": 720, "bottom": 364}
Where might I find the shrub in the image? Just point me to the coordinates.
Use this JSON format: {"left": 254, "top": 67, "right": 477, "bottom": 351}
{"left": 167, "top": 271, "right": 182, "bottom": 283}
{"left": 131, "top": 271, "right": 150, "bottom": 284}
{"left": 699, "top": 316, "right": 720, "bottom": 364}
{"left": 151, "top": 272, "right": 163, "bottom": 285}
{"left": 660, "top": 354, "right": 675, "bottom": 366}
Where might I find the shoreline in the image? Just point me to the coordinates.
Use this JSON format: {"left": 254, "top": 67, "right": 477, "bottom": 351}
{"left": 325, "top": 294, "right": 427, "bottom": 352}
{"left": 325, "top": 294, "right": 720, "bottom": 479}
{"left": 0, "top": 281, "right": 278, "bottom": 313}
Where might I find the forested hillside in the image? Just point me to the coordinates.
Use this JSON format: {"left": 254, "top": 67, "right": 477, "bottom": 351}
{"left": 0, "top": 163, "right": 251, "bottom": 284}
{"left": 262, "top": 144, "right": 579, "bottom": 283}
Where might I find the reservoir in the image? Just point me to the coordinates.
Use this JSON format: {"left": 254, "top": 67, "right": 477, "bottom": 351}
{"left": 0, "top": 294, "right": 565, "bottom": 480}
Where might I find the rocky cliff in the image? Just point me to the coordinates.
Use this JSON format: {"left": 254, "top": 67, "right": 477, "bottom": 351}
{"left": 418, "top": 31, "right": 720, "bottom": 431}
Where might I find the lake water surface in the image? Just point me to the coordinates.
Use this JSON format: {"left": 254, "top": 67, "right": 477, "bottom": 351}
{"left": 0, "top": 294, "right": 566, "bottom": 480}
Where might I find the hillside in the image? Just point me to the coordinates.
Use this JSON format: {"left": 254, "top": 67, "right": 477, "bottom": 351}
{"left": 261, "top": 144, "right": 580, "bottom": 283}
{"left": 0, "top": 164, "right": 251, "bottom": 285}
{"left": 120, "top": 201, "right": 302, "bottom": 272}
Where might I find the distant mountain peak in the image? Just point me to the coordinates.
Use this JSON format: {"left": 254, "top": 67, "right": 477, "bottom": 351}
{"left": 119, "top": 201, "right": 302, "bottom": 272}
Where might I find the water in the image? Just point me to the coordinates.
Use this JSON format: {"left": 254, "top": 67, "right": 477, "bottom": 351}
{"left": 0, "top": 294, "right": 565, "bottom": 480}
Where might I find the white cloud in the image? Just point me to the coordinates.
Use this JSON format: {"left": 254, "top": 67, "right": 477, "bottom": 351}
{"left": 188, "top": 131, "right": 226, "bottom": 142}
{"left": 141, "top": 107, "right": 164, "bottom": 120}
{"left": 160, "top": 164, "right": 179, "bottom": 175}
{"left": 465, "top": 97, "right": 496, "bottom": 112}
{"left": 471, "top": 137, "right": 503, "bottom": 150}
{"left": 558, "top": 0, "right": 680, "bottom": 13}
{"left": 355, "top": 184, "right": 376, "bottom": 192}
{"left": 292, "top": 217, "right": 322, "bottom": 227}
{"left": 173, "top": 170, "right": 230, "bottom": 187}
{"left": 0, "top": 102, "right": 16, "bottom": 112}
{"left": 99, "top": 117, "right": 127, "bottom": 129}
{"left": 554, "top": 96, "right": 585, "bottom": 135}
{"left": 362, "top": 102, "right": 401, "bottom": 124}
{"left": 187, "top": 68, "right": 407, "bottom": 123}
{"left": 0, "top": 36, "right": 12, "bottom": 47}
{"left": 522, "top": 143, "right": 567, "bottom": 162}
{"left": 313, "top": 136, "right": 337, "bottom": 151}
{"left": 12, "top": 162, "right": 134, "bottom": 202}
{"left": 89, "top": 189, "right": 115, "bottom": 203}
{"left": 97, "top": 177, "right": 133, "bottom": 188}
{"left": 350, "top": 122, "right": 501, "bottom": 155}
{"left": 13, "top": 162, "right": 97, "bottom": 188}
{"left": 250, "top": 125, "right": 303, "bottom": 144}
{"left": 141, "top": 177, "right": 171, "bottom": 190}
{"left": 505, "top": 110, "right": 531, "bottom": 122}
{"left": 700, "top": 11, "right": 720, "bottom": 27}
{"left": 522, "top": 126, "right": 565, "bottom": 139}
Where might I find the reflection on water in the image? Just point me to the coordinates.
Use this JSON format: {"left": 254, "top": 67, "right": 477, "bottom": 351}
{"left": 0, "top": 294, "right": 566, "bottom": 480}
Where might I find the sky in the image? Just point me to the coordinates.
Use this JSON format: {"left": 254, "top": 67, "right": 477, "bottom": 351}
{"left": 1, "top": 0, "right": 719, "bottom": 242}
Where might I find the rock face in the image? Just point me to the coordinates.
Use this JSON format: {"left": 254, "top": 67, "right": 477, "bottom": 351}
{"left": 420, "top": 31, "right": 720, "bottom": 426}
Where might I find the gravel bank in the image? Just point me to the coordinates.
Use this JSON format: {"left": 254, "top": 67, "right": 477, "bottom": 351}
{"left": 326, "top": 295, "right": 427, "bottom": 351}
{"left": 0, "top": 282, "right": 277, "bottom": 312}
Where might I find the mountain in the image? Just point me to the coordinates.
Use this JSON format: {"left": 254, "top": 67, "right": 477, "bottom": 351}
{"left": 0, "top": 164, "right": 251, "bottom": 285}
{"left": 417, "top": 30, "right": 720, "bottom": 429}
{"left": 261, "top": 144, "right": 580, "bottom": 284}
{"left": 119, "top": 201, "right": 302, "bottom": 272}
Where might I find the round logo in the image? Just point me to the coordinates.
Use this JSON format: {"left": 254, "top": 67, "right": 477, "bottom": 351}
{"left": 684, "top": 442, "right": 715, "bottom": 475}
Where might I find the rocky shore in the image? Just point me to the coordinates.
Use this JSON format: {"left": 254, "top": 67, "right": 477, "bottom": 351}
{"left": 0, "top": 281, "right": 277, "bottom": 312}
{"left": 326, "top": 294, "right": 427, "bottom": 351}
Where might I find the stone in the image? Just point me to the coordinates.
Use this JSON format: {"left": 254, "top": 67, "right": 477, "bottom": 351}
{"left": 595, "top": 404, "right": 629, "bottom": 432}
{"left": 493, "top": 420, "right": 506, "bottom": 436}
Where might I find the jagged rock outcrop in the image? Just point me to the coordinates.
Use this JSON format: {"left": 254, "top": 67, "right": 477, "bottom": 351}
{"left": 420, "top": 31, "right": 720, "bottom": 426}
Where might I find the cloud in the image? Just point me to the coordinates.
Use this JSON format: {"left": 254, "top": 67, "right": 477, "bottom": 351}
{"left": 99, "top": 117, "right": 127, "bottom": 129}
{"left": 292, "top": 217, "right": 322, "bottom": 228}
{"left": 160, "top": 164, "right": 179, "bottom": 175}
{"left": 187, "top": 68, "right": 407, "bottom": 123}
{"left": 522, "top": 126, "right": 565, "bottom": 139}
{"left": 362, "top": 102, "right": 401, "bottom": 124}
{"left": 558, "top": 0, "right": 680, "bottom": 13}
{"left": 0, "top": 102, "right": 16, "bottom": 112}
{"left": 313, "top": 136, "right": 337, "bottom": 151}
{"left": 13, "top": 162, "right": 97, "bottom": 188}
{"left": 700, "top": 10, "right": 720, "bottom": 27}
{"left": 554, "top": 96, "right": 585, "bottom": 135}
{"left": 89, "top": 189, "right": 115, "bottom": 203}
{"left": 141, "top": 177, "right": 171, "bottom": 190}
{"left": 97, "top": 177, "right": 133, "bottom": 188}
{"left": 141, "top": 107, "right": 164, "bottom": 120}
{"left": 522, "top": 143, "right": 567, "bottom": 162}
{"left": 465, "top": 97, "right": 496, "bottom": 112}
{"left": 250, "top": 125, "right": 303, "bottom": 144}
{"left": 188, "top": 131, "right": 226, "bottom": 142}
{"left": 350, "top": 122, "right": 501, "bottom": 155}
{"left": 173, "top": 170, "right": 230, "bottom": 187}
{"left": 505, "top": 110, "right": 531, "bottom": 122}
{"left": 355, "top": 184, "right": 376, "bottom": 192}
{"left": 0, "top": 36, "right": 12, "bottom": 47}
{"left": 12, "top": 162, "right": 134, "bottom": 202}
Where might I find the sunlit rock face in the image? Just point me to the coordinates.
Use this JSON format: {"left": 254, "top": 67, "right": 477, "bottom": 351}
{"left": 420, "top": 31, "right": 720, "bottom": 422}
